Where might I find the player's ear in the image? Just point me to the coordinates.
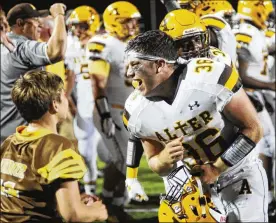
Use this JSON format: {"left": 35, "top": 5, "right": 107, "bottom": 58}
{"left": 156, "top": 59, "right": 166, "bottom": 73}
{"left": 49, "top": 100, "right": 58, "bottom": 114}
{"left": 16, "top": 19, "right": 24, "bottom": 27}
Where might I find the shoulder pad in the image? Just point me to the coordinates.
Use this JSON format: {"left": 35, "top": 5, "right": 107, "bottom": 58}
{"left": 201, "top": 15, "right": 227, "bottom": 30}
{"left": 209, "top": 47, "right": 232, "bottom": 67}
{"left": 185, "top": 58, "right": 241, "bottom": 92}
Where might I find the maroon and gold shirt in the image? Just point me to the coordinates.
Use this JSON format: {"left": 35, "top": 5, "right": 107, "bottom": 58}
{"left": 1, "top": 126, "right": 87, "bottom": 222}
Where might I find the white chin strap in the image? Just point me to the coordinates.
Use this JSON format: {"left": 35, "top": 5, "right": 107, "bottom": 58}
{"left": 125, "top": 51, "right": 177, "bottom": 64}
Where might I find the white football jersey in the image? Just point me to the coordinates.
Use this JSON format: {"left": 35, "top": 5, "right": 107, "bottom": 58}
{"left": 235, "top": 23, "right": 270, "bottom": 82}
{"left": 123, "top": 58, "right": 257, "bottom": 169}
{"left": 87, "top": 33, "right": 133, "bottom": 106}
{"left": 64, "top": 33, "right": 88, "bottom": 75}
{"left": 209, "top": 46, "right": 232, "bottom": 67}
{"left": 201, "top": 14, "right": 237, "bottom": 63}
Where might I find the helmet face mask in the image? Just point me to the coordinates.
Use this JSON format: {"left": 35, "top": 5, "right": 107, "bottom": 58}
{"left": 158, "top": 165, "right": 226, "bottom": 223}
{"left": 175, "top": 31, "right": 209, "bottom": 60}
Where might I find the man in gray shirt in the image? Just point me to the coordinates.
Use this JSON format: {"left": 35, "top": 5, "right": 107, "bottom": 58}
{"left": 1, "top": 3, "right": 67, "bottom": 142}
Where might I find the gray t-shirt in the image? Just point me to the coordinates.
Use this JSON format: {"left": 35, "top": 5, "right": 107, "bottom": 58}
{"left": 1, "top": 33, "right": 51, "bottom": 142}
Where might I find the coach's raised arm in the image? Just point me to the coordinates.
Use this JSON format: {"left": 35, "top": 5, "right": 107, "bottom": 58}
{"left": 0, "top": 3, "right": 67, "bottom": 143}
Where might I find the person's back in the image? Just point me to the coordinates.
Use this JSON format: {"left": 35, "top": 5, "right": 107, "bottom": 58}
{"left": 1, "top": 128, "right": 85, "bottom": 222}
{"left": 1, "top": 69, "right": 107, "bottom": 223}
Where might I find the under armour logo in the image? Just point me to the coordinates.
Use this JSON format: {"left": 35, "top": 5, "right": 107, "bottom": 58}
{"left": 188, "top": 101, "right": 200, "bottom": 110}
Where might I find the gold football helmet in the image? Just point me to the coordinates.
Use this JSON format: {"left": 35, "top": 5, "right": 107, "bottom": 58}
{"left": 158, "top": 165, "right": 226, "bottom": 223}
{"left": 194, "top": 0, "right": 233, "bottom": 16}
{"left": 67, "top": 5, "right": 101, "bottom": 36}
{"left": 237, "top": 0, "right": 268, "bottom": 30}
{"left": 103, "top": 1, "right": 141, "bottom": 40}
{"left": 159, "top": 9, "right": 209, "bottom": 60}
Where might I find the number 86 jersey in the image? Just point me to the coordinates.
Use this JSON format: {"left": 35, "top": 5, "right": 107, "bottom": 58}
{"left": 124, "top": 58, "right": 244, "bottom": 165}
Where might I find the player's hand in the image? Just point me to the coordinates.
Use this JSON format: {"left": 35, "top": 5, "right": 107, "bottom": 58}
{"left": 126, "top": 178, "right": 149, "bottom": 202}
{"left": 50, "top": 3, "right": 66, "bottom": 18}
{"left": 159, "top": 136, "right": 184, "bottom": 165}
{"left": 199, "top": 163, "right": 221, "bottom": 184}
{"left": 89, "top": 200, "right": 108, "bottom": 221}
{"left": 101, "top": 116, "right": 115, "bottom": 138}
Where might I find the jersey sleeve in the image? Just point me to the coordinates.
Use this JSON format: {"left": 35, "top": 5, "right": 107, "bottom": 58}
{"left": 185, "top": 58, "right": 242, "bottom": 112}
{"left": 86, "top": 36, "right": 111, "bottom": 77}
{"left": 123, "top": 90, "right": 144, "bottom": 136}
{"left": 33, "top": 134, "right": 87, "bottom": 185}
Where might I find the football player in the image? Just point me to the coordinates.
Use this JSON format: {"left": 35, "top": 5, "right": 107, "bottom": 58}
{"left": 123, "top": 29, "right": 268, "bottom": 222}
{"left": 170, "top": 0, "right": 238, "bottom": 63}
{"left": 65, "top": 6, "right": 102, "bottom": 195}
{"left": 1, "top": 70, "right": 107, "bottom": 222}
{"left": 125, "top": 9, "right": 236, "bottom": 204}
{"left": 86, "top": 1, "right": 145, "bottom": 221}
{"left": 235, "top": 0, "right": 276, "bottom": 213}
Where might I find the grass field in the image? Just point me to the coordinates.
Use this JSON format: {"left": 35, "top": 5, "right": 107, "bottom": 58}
{"left": 96, "top": 155, "right": 164, "bottom": 221}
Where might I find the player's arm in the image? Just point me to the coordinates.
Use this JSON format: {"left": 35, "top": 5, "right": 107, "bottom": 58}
{"left": 87, "top": 41, "right": 115, "bottom": 138}
{"left": 236, "top": 33, "right": 275, "bottom": 91}
{"left": 56, "top": 180, "right": 107, "bottom": 222}
{"left": 213, "top": 88, "right": 263, "bottom": 172}
{"left": 142, "top": 136, "right": 184, "bottom": 175}
{"left": 238, "top": 55, "right": 275, "bottom": 91}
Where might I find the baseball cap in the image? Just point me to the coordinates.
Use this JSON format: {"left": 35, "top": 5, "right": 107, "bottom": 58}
{"left": 7, "top": 3, "right": 49, "bottom": 26}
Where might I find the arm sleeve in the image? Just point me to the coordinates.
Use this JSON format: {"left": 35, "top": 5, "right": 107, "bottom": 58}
{"left": 126, "top": 135, "right": 144, "bottom": 168}
{"left": 33, "top": 135, "right": 87, "bottom": 185}
{"left": 17, "top": 40, "right": 51, "bottom": 67}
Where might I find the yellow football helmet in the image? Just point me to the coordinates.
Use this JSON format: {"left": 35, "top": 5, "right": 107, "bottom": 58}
{"left": 159, "top": 9, "right": 209, "bottom": 60}
{"left": 103, "top": 1, "right": 141, "bottom": 40}
{"left": 264, "top": 0, "right": 274, "bottom": 16}
{"left": 195, "top": 0, "right": 224, "bottom": 17}
{"left": 158, "top": 165, "right": 226, "bottom": 223}
{"left": 237, "top": 0, "right": 268, "bottom": 30}
{"left": 67, "top": 5, "right": 100, "bottom": 36}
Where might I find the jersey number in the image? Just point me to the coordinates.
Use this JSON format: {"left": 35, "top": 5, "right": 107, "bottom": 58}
{"left": 182, "top": 128, "right": 228, "bottom": 164}
{"left": 194, "top": 59, "right": 214, "bottom": 73}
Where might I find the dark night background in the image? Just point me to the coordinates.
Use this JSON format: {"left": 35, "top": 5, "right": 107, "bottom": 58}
{"left": 1, "top": 0, "right": 241, "bottom": 30}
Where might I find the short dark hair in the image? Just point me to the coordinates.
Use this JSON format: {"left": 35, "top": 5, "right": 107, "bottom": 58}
{"left": 11, "top": 70, "right": 64, "bottom": 123}
{"left": 125, "top": 30, "right": 178, "bottom": 61}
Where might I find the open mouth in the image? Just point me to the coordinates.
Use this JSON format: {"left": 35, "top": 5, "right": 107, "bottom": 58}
{"left": 132, "top": 79, "right": 142, "bottom": 89}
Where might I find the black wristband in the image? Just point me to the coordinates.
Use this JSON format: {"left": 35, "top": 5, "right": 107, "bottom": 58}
{"left": 221, "top": 133, "right": 256, "bottom": 167}
{"left": 126, "top": 136, "right": 144, "bottom": 168}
